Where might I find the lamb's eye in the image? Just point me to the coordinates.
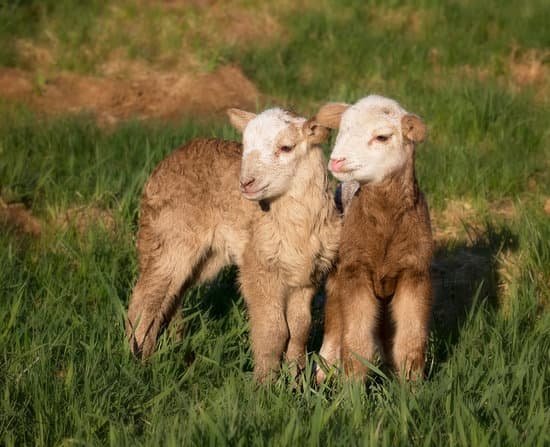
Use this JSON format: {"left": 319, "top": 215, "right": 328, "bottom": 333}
{"left": 280, "top": 145, "right": 294, "bottom": 153}
{"left": 376, "top": 135, "right": 391, "bottom": 142}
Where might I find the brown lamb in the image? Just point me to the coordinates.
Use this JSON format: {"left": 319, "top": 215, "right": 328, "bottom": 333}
{"left": 316, "top": 95, "right": 433, "bottom": 381}
{"left": 126, "top": 107, "right": 341, "bottom": 381}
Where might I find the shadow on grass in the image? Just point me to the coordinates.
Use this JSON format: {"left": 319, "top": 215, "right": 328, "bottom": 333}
{"left": 191, "top": 266, "right": 241, "bottom": 320}
{"left": 428, "top": 222, "right": 518, "bottom": 368}
{"left": 166, "top": 267, "right": 241, "bottom": 349}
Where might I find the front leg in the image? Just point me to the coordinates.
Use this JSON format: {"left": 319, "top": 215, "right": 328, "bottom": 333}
{"left": 285, "top": 286, "right": 315, "bottom": 372}
{"left": 240, "top": 267, "right": 289, "bottom": 382}
{"left": 341, "top": 281, "right": 380, "bottom": 380}
{"left": 390, "top": 272, "right": 432, "bottom": 380}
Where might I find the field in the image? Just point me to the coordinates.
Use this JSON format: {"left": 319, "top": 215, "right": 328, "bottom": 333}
{"left": 1, "top": 0, "right": 549, "bottom": 445}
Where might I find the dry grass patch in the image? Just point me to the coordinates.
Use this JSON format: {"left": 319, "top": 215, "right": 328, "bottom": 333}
{"left": 431, "top": 199, "right": 479, "bottom": 245}
{"left": 14, "top": 39, "right": 56, "bottom": 71}
{"left": 508, "top": 46, "right": 550, "bottom": 88}
{"left": 437, "top": 46, "right": 550, "bottom": 102}
{"left": 488, "top": 198, "right": 518, "bottom": 220}
{"left": 432, "top": 198, "right": 521, "bottom": 246}
{"left": 0, "top": 194, "right": 117, "bottom": 238}
{"left": 495, "top": 249, "right": 523, "bottom": 316}
{"left": 54, "top": 205, "right": 117, "bottom": 234}
{"left": 368, "top": 5, "right": 433, "bottom": 36}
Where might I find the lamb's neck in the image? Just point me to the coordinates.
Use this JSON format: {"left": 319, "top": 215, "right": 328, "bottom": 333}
{"left": 271, "top": 146, "right": 331, "bottom": 220}
{"left": 360, "top": 154, "right": 418, "bottom": 215}
{"left": 293, "top": 146, "right": 328, "bottom": 198}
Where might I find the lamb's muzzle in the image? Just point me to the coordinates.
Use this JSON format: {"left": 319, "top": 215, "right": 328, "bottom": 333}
{"left": 329, "top": 157, "right": 347, "bottom": 173}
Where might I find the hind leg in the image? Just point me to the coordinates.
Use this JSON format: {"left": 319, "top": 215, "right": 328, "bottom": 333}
{"left": 126, "top": 245, "right": 205, "bottom": 359}
{"left": 317, "top": 279, "right": 344, "bottom": 382}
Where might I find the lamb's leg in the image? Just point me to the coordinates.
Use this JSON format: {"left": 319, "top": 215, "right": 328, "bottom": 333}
{"left": 285, "top": 286, "right": 315, "bottom": 373}
{"left": 126, "top": 246, "right": 204, "bottom": 359}
{"left": 390, "top": 273, "right": 432, "bottom": 381}
{"left": 341, "top": 285, "right": 379, "bottom": 380}
{"left": 317, "top": 276, "right": 343, "bottom": 382}
{"left": 240, "top": 269, "right": 288, "bottom": 382}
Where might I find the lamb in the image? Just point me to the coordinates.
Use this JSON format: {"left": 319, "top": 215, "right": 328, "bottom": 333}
{"left": 315, "top": 95, "right": 433, "bottom": 381}
{"left": 126, "top": 107, "right": 341, "bottom": 381}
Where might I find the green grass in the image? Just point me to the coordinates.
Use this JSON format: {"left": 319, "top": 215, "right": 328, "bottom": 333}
{"left": 1, "top": 0, "right": 550, "bottom": 445}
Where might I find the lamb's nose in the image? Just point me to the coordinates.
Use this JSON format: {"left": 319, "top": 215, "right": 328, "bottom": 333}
{"left": 329, "top": 158, "right": 346, "bottom": 173}
{"left": 240, "top": 177, "right": 256, "bottom": 190}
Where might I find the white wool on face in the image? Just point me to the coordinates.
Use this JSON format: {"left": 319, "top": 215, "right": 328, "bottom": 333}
{"left": 337, "top": 96, "right": 406, "bottom": 144}
{"left": 242, "top": 108, "right": 306, "bottom": 164}
{"left": 330, "top": 95, "right": 409, "bottom": 183}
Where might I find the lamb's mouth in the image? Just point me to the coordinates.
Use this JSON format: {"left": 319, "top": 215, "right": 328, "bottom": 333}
{"left": 241, "top": 184, "right": 269, "bottom": 200}
{"left": 329, "top": 163, "right": 356, "bottom": 175}
{"left": 331, "top": 168, "right": 356, "bottom": 181}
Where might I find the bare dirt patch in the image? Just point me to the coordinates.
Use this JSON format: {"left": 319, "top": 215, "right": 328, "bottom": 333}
{"left": 0, "top": 199, "right": 43, "bottom": 237}
{"left": 0, "top": 64, "right": 260, "bottom": 124}
{"left": 0, "top": 68, "right": 35, "bottom": 100}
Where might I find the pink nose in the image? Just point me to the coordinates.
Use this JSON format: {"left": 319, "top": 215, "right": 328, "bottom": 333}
{"left": 329, "top": 158, "right": 346, "bottom": 173}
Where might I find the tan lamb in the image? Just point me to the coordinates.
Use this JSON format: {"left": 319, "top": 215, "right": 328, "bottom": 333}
{"left": 126, "top": 107, "right": 341, "bottom": 381}
{"left": 315, "top": 95, "right": 433, "bottom": 381}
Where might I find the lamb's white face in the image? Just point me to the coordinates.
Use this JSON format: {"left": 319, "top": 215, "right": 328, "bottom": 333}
{"left": 329, "top": 95, "right": 410, "bottom": 183}
{"left": 316, "top": 95, "right": 425, "bottom": 184}
{"left": 228, "top": 107, "right": 325, "bottom": 201}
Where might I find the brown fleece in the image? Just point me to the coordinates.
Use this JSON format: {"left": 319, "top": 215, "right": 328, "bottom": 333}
{"left": 126, "top": 137, "right": 341, "bottom": 381}
{"left": 324, "top": 129, "right": 433, "bottom": 381}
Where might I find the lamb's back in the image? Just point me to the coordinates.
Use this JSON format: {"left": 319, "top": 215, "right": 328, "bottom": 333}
{"left": 139, "top": 138, "right": 256, "bottom": 235}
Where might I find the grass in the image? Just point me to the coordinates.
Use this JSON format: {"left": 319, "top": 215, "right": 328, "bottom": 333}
{"left": 1, "top": 0, "right": 549, "bottom": 445}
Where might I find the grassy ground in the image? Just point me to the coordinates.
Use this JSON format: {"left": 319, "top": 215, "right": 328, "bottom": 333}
{"left": 1, "top": 1, "right": 549, "bottom": 445}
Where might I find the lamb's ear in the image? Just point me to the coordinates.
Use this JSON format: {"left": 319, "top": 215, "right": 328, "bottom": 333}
{"left": 314, "top": 102, "right": 350, "bottom": 129}
{"left": 401, "top": 114, "right": 426, "bottom": 143}
{"left": 303, "top": 119, "right": 330, "bottom": 145}
{"left": 226, "top": 108, "right": 256, "bottom": 133}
